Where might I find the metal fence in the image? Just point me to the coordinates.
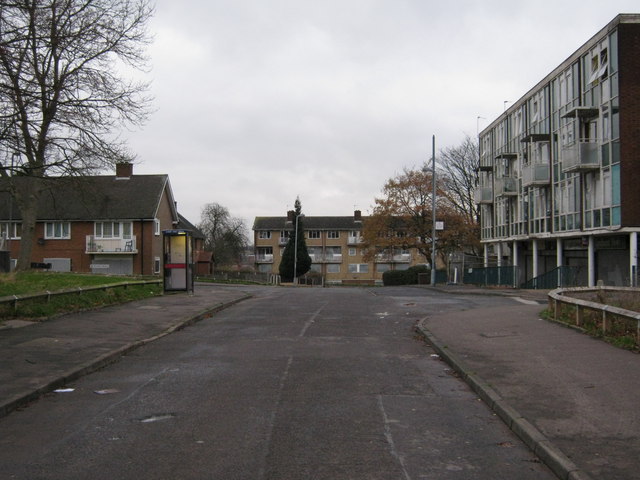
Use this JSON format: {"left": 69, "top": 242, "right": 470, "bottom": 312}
{"left": 463, "top": 266, "right": 518, "bottom": 287}
{"left": 521, "top": 266, "right": 582, "bottom": 290}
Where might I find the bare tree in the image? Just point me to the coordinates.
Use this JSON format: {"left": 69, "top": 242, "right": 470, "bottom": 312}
{"left": 0, "top": 0, "right": 154, "bottom": 270}
{"left": 198, "top": 203, "right": 248, "bottom": 269}
{"left": 438, "top": 134, "right": 479, "bottom": 224}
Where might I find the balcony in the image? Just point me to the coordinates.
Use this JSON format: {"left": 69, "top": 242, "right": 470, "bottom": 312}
{"left": 494, "top": 176, "right": 518, "bottom": 196}
{"left": 562, "top": 141, "right": 599, "bottom": 173}
{"left": 474, "top": 186, "right": 493, "bottom": 204}
{"left": 375, "top": 252, "right": 411, "bottom": 263}
{"left": 86, "top": 236, "right": 136, "bottom": 254}
{"left": 324, "top": 254, "right": 342, "bottom": 263}
{"left": 256, "top": 254, "right": 274, "bottom": 263}
{"left": 522, "top": 163, "right": 550, "bottom": 187}
{"left": 561, "top": 106, "right": 599, "bottom": 120}
{"left": 348, "top": 236, "right": 363, "bottom": 245}
{"left": 278, "top": 237, "right": 289, "bottom": 246}
{"left": 478, "top": 157, "right": 493, "bottom": 171}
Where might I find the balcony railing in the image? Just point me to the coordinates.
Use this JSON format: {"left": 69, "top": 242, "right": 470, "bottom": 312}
{"left": 256, "top": 254, "right": 274, "bottom": 263}
{"left": 562, "top": 141, "right": 599, "bottom": 172}
{"left": 86, "top": 236, "right": 136, "bottom": 254}
{"left": 348, "top": 236, "right": 363, "bottom": 245}
{"left": 522, "top": 163, "right": 550, "bottom": 187}
{"left": 494, "top": 176, "right": 518, "bottom": 196}
{"left": 375, "top": 253, "right": 411, "bottom": 263}
{"left": 474, "top": 186, "right": 493, "bottom": 204}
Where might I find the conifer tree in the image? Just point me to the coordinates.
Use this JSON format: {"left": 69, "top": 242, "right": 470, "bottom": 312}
{"left": 279, "top": 197, "right": 312, "bottom": 282}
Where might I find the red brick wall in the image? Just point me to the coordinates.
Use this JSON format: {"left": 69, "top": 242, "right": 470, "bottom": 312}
{"left": 618, "top": 23, "right": 640, "bottom": 227}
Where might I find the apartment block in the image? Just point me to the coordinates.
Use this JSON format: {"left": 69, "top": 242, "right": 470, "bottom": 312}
{"left": 253, "top": 210, "right": 424, "bottom": 284}
{"left": 476, "top": 14, "right": 640, "bottom": 286}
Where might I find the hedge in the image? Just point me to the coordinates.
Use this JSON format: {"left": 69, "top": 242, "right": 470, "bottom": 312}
{"left": 382, "top": 265, "right": 431, "bottom": 286}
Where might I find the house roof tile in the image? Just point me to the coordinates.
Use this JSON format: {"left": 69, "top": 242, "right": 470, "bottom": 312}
{"left": 0, "top": 175, "right": 177, "bottom": 222}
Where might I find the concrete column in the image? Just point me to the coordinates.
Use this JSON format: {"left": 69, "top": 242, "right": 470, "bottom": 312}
{"left": 556, "top": 238, "right": 563, "bottom": 268}
{"left": 532, "top": 239, "right": 539, "bottom": 279}
{"left": 588, "top": 236, "right": 595, "bottom": 287}
{"left": 484, "top": 244, "right": 489, "bottom": 267}
{"left": 496, "top": 242, "right": 502, "bottom": 267}
{"left": 557, "top": 238, "right": 564, "bottom": 287}
{"left": 630, "top": 232, "right": 638, "bottom": 286}
{"left": 512, "top": 241, "right": 519, "bottom": 288}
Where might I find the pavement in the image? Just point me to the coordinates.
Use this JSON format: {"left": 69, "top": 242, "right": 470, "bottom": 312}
{"left": 0, "top": 283, "right": 638, "bottom": 480}
{"left": 0, "top": 284, "right": 251, "bottom": 418}
{"left": 420, "top": 284, "right": 640, "bottom": 480}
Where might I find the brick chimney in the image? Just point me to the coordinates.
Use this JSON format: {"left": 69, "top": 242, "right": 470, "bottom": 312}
{"left": 354, "top": 210, "right": 362, "bottom": 222}
{"left": 115, "top": 162, "right": 133, "bottom": 179}
{"left": 286, "top": 210, "right": 295, "bottom": 223}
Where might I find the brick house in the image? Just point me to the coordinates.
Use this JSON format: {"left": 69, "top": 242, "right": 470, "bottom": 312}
{"left": 0, "top": 163, "right": 206, "bottom": 276}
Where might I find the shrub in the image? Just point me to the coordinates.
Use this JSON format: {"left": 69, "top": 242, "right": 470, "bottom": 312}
{"left": 382, "top": 265, "right": 431, "bottom": 286}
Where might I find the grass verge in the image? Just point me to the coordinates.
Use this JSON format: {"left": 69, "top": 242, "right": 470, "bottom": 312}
{"left": 0, "top": 272, "right": 162, "bottom": 322}
{"left": 541, "top": 305, "right": 639, "bottom": 353}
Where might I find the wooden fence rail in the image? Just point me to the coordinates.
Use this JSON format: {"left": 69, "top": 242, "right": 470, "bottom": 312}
{"left": 548, "top": 286, "right": 640, "bottom": 341}
{"left": 0, "top": 279, "right": 162, "bottom": 311}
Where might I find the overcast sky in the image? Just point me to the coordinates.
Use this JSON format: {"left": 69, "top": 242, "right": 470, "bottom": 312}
{"left": 125, "top": 1, "right": 639, "bottom": 231}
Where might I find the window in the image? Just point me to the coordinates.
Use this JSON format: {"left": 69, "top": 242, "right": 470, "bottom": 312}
{"left": 348, "top": 263, "right": 369, "bottom": 274}
{"left": 154, "top": 218, "right": 160, "bottom": 236}
{"left": 279, "top": 230, "right": 290, "bottom": 243}
{"left": 308, "top": 230, "right": 320, "bottom": 239}
{"left": 95, "top": 221, "right": 133, "bottom": 239}
{"left": 348, "top": 248, "right": 357, "bottom": 256}
{"left": 154, "top": 257, "right": 161, "bottom": 274}
{"left": 0, "top": 222, "right": 21, "bottom": 239}
{"left": 256, "top": 246, "right": 273, "bottom": 261}
{"left": 327, "top": 264, "right": 340, "bottom": 273}
{"left": 377, "top": 264, "right": 391, "bottom": 273}
{"left": 327, "top": 231, "right": 339, "bottom": 239}
{"left": 45, "top": 222, "right": 70, "bottom": 239}
{"left": 325, "top": 246, "right": 341, "bottom": 260}
{"left": 258, "top": 231, "right": 271, "bottom": 239}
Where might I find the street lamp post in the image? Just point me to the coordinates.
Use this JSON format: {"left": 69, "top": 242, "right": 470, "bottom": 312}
{"left": 430, "top": 135, "right": 437, "bottom": 286}
{"left": 293, "top": 213, "right": 304, "bottom": 285}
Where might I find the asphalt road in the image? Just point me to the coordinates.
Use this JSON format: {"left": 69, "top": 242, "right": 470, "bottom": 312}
{"left": 0, "top": 286, "right": 555, "bottom": 480}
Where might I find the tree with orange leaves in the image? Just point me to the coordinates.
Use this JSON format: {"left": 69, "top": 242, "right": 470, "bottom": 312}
{"left": 362, "top": 165, "right": 479, "bottom": 267}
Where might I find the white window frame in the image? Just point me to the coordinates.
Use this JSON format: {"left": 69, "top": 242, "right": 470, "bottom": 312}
{"left": 308, "top": 230, "right": 320, "bottom": 239}
{"left": 154, "top": 218, "right": 161, "bottom": 236}
{"left": 154, "top": 257, "right": 161, "bottom": 274}
{"left": 348, "top": 263, "right": 369, "bottom": 274}
{"left": 0, "top": 222, "right": 21, "bottom": 239}
{"left": 348, "top": 247, "right": 357, "bottom": 256}
{"left": 327, "top": 231, "right": 340, "bottom": 239}
{"left": 326, "top": 264, "right": 340, "bottom": 273}
{"left": 95, "top": 221, "right": 133, "bottom": 239}
{"left": 45, "top": 222, "right": 71, "bottom": 239}
{"left": 258, "top": 231, "right": 271, "bottom": 239}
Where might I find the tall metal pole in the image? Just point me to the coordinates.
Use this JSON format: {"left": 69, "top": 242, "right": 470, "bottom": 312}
{"left": 430, "top": 135, "right": 437, "bottom": 285}
{"left": 293, "top": 214, "right": 299, "bottom": 285}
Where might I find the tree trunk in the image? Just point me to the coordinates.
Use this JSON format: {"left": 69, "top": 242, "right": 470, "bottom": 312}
{"left": 13, "top": 178, "right": 42, "bottom": 271}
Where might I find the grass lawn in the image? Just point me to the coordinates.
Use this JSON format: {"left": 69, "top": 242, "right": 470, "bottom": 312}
{"left": 0, "top": 272, "right": 162, "bottom": 321}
